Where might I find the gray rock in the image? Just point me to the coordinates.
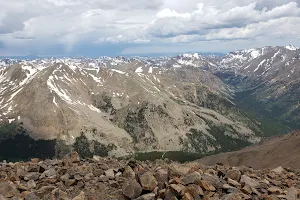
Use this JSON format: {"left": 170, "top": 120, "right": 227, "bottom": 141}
{"left": 122, "top": 180, "right": 143, "bottom": 199}
{"left": 104, "top": 169, "right": 115, "bottom": 179}
{"left": 123, "top": 166, "right": 135, "bottom": 179}
{"left": 134, "top": 193, "right": 156, "bottom": 200}
{"left": 0, "top": 182, "right": 19, "bottom": 198}
{"left": 43, "top": 168, "right": 57, "bottom": 177}
{"left": 240, "top": 175, "right": 260, "bottom": 188}
{"left": 72, "top": 191, "right": 85, "bottom": 200}
{"left": 155, "top": 169, "right": 169, "bottom": 183}
{"left": 27, "top": 179, "right": 37, "bottom": 189}
{"left": 225, "top": 169, "right": 242, "bottom": 182}
{"left": 24, "top": 192, "right": 41, "bottom": 200}
{"left": 139, "top": 172, "right": 158, "bottom": 191}
{"left": 24, "top": 172, "right": 40, "bottom": 181}
{"left": 181, "top": 171, "right": 202, "bottom": 185}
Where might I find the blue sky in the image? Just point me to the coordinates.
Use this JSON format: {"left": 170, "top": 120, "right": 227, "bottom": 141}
{"left": 0, "top": 0, "right": 300, "bottom": 57}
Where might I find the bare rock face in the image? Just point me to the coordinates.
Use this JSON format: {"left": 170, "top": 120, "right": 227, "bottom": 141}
{"left": 0, "top": 152, "right": 300, "bottom": 200}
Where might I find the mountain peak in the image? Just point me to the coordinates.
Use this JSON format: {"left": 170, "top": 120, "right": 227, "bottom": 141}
{"left": 285, "top": 44, "right": 299, "bottom": 51}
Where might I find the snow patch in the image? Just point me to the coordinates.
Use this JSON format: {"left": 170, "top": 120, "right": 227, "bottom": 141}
{"left": 53, "top": 96, "right": 58, "bottom": 107}
{"left": 135, "top": 66, "right": 143, "bottom": 73}
{"left": 254, "top": 59, "right": 266, "bottom": 72}
{"left": 88, "top": 105, "right": 101, "bottom": 113}
{"left": 47, "top": 75, "right": 74, "bottom": 104}
{"left": 250, "top": 50, "right": 260, "bottom": 59}
{"left": 111, "top": 69, "right": 126, "bottom": 75}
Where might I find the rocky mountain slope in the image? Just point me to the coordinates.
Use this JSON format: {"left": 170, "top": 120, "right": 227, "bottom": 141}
{"left": 0, "top": 56, "right": 264, "bottom": 158}
{"left": 197, "top": 131, "right": 300, "bottom": 169}
{"left": 216, "top": 45, "right": 300, "bottom": 128}
{"left": 0, "top": 45, "right": 299, "bottom": 159}
{"left": 0, "top": 152, "right": 299, "bottom": 200}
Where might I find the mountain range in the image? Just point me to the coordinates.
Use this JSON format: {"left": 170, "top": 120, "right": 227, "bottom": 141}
{"left": 0, "top": 45, "right": 299, "bottom": 159}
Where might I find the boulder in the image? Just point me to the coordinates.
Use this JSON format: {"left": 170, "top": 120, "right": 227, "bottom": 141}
{"left": 63, "top": 152, "right": 80, "bottom": 165}
{"left": 122, "top": 180, "right": 143, "bottom": 199}
{"left": 225, "top": 169, "right": 241, "bottom": 182}
{"left": 139, "top": 172, "right": 158, "bottom": 191}
{"left": 240, "top": 175, "right": 260, "bottom": 188}
{"left": 72, "top": 191, "right": 85, "bottom": 200}
{"left": 155, "top": 169, "right": 169, "bottom": 183}
{"left": 199, "top": 180, "right": 216, "bottom": 191}
{"left": 0, "top": 182, "right": 19, "bottom": 198}
{"left": 104, "top": 169, "right": 115, "bottom": 180}
{"left": 181, "top": 171, "right": 202, "bottom": 185}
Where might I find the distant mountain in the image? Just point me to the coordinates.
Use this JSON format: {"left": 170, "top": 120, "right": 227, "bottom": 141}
{"left": 0, "top": 45, "right": 299, "bottom": 159}
{"left": 0, "top": 56, "right": 262, "bottom": 158}
{"left": 216, "top": 45, "right": 300, "bottom": 129}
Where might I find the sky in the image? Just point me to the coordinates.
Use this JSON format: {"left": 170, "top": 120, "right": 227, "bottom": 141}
{"left": 0, "top": 0, "right": 300, "bottom": 57}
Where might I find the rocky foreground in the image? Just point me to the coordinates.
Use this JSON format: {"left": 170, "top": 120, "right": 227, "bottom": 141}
{"left": 0, "top": 152, "right": 300, "bottom": 200}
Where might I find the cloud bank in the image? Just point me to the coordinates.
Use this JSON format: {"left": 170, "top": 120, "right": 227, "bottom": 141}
{"left": 0, "top": 0, "right": 299, "bottom": 56}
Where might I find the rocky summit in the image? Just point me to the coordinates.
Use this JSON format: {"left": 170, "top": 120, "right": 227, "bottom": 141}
{"left": 0, "top": 152, "right": 300, "bottom": 200}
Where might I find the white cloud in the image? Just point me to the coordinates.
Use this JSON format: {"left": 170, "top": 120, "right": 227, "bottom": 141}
{"left": 0, "top": 0, "right": 299, "bottom": 56}
{"left": 156, "top": 8, "right": 191, "bottom": 18}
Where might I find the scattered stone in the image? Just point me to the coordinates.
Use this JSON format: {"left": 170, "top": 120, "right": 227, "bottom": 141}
{"left": 122, "top": 180, "right": 143, "bottom": 199}
{"left": 240, "top": 175, "right": 260, "bottom": 188}
{"left": 226, "top": 169, "right": 242, "bottom": 182}
{"left": 43, "top": 168, "right": 57, "bottom": 177}
{"left": 134, "top": 193, "right": 156, "bottom": 200}
{"left": 123, "top": 166, "right": 136, "bottom": 179}
{"left": 31, "top": 158, "right": 40, "bottom": 163}
{"left": 99, "top": 175, "right": 109, "bottom": 183}
{"left": 104, "top": 169, "right": 115, "bottom": 179}
{"left": 93, "top": 155, "right": 101, "bottom": 162}
{"left": 51, "top": 188, "right": 68, "bottom": 200}
{"left": 24, "top": 172, "right": 40, "bottom": 181}
{"left": 241, "top": 185, "right": 252, "bottom": 195}
{"left": 24, "top": 192, "right": 41, "bottom": 200}
{"left": 227, "top": 178, "right": 241, "bottom": 187}
{"left": 272, "top": 166, "right": 285, "bottom": 174}
{"left": 170, "top": 184, "right": 185, "bottom": 196}
{"left": 139, "top": 172, "right": 158, "bottom": 191}
{"left": 27, "top": 179, "right": 36, "bottom": 189}
{"left": 286, "top": 187, "right": 297, "bottom": 200}
{"left": 0, "top": 182, "right": 18, "bottom": 198}
{"left": 63, "top": 152, "right": 80, "bottom": 165}
{"left": 0, "top": 152, "right": 299, "bottom": 200}
{"left": 221, "top": 193, "right": 242, "bottom": 200}
{"left": 181, "top": 171, "right": 202, "bottom": 185}
{"left": 186, "top": 184, "right": 204, "bottom": 196}
{"left": 182, "top": 193, "right": 194, "bottom": 200}
{"left": 199, "top": 180, "right": 216, "bottom": 191}
{"left": 65, "top": 179, "right": 76, "bottom": 186}
{"left": 72, "top": 191, "right": 85, "bottom": 200}
{"left": 155, "top": 169, "right": 169, "bottom": 183}
{"left": 267, "top": 187, "right": 283, "bottom": 194}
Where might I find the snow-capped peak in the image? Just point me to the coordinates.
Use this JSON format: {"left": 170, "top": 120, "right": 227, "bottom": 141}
{"left": 285, "top": 45, "right": 299, "bottom": 51}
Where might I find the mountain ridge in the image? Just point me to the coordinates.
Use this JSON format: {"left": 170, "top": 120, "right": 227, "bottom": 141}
{"left": 0, "top": 45, "right": 299, "bottom": 159}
